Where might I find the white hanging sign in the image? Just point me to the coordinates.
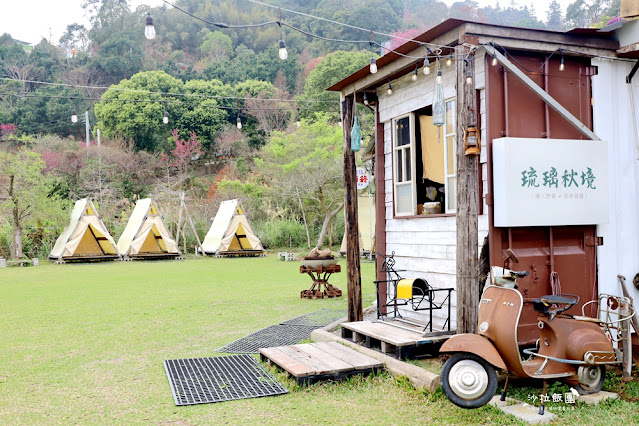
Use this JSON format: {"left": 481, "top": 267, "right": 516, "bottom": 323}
{"left": 356, "top": 167, "right": 370, "bottom": 190}
{"left": 492, "top": 138, "right": 609, "bottom": 227}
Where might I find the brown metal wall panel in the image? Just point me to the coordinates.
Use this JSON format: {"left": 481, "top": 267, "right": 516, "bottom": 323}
{"left": 546, "top": 58, "right": 592, "bottom": 139}
{"left": 486, "top": 52, "right": 598, "bottom": 344}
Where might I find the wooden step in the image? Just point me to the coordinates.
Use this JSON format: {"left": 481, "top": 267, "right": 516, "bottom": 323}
{"left": 260, "top": 341, "right": 383, "bottom": 385}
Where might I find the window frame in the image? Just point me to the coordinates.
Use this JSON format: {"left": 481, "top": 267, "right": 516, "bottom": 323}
{"left": 443, "top": 98, "right": 457, "bottom": 214}
{"left": 392, "top": 113, "right": 417, "bottom": 217}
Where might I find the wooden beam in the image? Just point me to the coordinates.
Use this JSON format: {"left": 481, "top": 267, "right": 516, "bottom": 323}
{"left": 342, "top": 95, "right": 363, "bottom": 323}
{"left": 340, "top": 32, "right": 459, "bottom": 94}
{"left": 483, "top": 44, "right": 600, "bottom": 141}
{"left": 455, "top": 46, "right": 480, "bottom": 334}
{"left": 463, "top": 23, "right": 619, "bottom": 50}
{"left": 374, "top": 102, "right": 387, "bottom": 315}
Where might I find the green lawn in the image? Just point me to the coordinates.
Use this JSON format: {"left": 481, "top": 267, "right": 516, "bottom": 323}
{"left": 0, "top": 256, "right": 637, "bottom": 424}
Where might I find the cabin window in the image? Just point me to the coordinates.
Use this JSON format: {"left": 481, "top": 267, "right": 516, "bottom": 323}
{"left": 392, "top": 99, "right": 456, "bottom": 216}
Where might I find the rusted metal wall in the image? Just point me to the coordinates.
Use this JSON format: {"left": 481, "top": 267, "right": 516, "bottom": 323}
{"left": 486, "top": 53, "right": 598, "bottom": 344}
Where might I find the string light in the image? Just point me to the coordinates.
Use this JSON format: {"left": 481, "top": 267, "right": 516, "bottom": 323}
{"left": 491, "top": 53, "right": 498, "bottom": 66}
{"left": 412, "top": 65, "right": 418, "bottom": 81}
{"left": 363, "top": 93, "right": 369, "bottom": 105}
{"left": 446, "top": 56, "right": 453, "bottom": 67}
{"left": 386, "top": 79, "right": 392, "bottom": 95}
{"left": 465, "top": 62, "right": 473, "bottom": 85}
{"left": 423, "top": 57, "right": 431, "bottom": 75}
{"left": 71, "top": 109, "right": 78, "bottom": 123}
{"left": 144, "top": 13, "right": 156, "bottom": 40}
{"left": 278, "top": 38, "right": 288, "bottom": 60}
{"left": 369, "top": 56, "right": 378, "bottom": 74}
{"left": 559, "top": 50, "right": 565, "bottom": 71}
{"left": 236, "top": 115, "right": 242, "bottom": 129}
{"left": 163, "top": 110, "right": 169, "bottom": 124}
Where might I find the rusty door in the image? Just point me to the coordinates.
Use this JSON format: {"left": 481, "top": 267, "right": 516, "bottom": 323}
{"left": 486, "top": 53, "right": 599, "bottom": 344}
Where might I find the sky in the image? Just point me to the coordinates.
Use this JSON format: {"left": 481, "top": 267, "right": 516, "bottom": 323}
{"left": 1, "top": 0, "right": 576, "bottom": 46}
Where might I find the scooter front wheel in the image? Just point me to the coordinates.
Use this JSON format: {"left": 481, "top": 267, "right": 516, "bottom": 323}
{"left": 441, "top": 353, "right": 498, "bottom": 409}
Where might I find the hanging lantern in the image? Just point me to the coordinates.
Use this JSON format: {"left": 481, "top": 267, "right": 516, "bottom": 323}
{"left": 351, "top": 115, "right": 361, "bottom": 152}
{"left": 464, "top": 126, "right": 481, "bottom": 156}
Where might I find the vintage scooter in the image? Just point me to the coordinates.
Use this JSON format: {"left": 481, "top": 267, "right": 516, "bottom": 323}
{"left": 439, "top": 267, "right": 635, "bottom": 414}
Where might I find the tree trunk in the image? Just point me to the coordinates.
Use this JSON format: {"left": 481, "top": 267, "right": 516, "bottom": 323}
{"left": 8, "top": 175, "right": 23, "bottom": 259}
{"left": 296, "top": 187, "right": 311, "bottom": 248}
{"left": 316, "top": 202, "right": 344, "bottom": 249}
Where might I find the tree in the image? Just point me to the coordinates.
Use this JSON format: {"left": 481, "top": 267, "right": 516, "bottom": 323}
{"left": 94, "top": 70, "right": 183, "bottom": 151}
{"left": 200, "top": 31, "right": 233, "bottom": 62}
{"left": 0, "top": 150, "right": 66, "bottom": 259}
{"left": 546, "top": 1, "right": 564, "bottom": 31}
{"left": 297, "top": 50, "right": 371, "bottom": 118}
{"left": 256, "top": 114, "right": 344, "bottom": 249}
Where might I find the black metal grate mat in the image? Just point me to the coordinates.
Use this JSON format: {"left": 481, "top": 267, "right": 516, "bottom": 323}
{"left": 164, "top": 354, "right": 287, "bottom": 406}
{"left": 280, "top": 309, "right": 346, "bottom": 327}
{"left": 216, "top": 324, "right": 319, "bottom": 354}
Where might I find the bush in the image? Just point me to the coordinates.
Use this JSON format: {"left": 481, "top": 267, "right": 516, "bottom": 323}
{"left": 254, "top": 219, "right": 308, "bottom": 249}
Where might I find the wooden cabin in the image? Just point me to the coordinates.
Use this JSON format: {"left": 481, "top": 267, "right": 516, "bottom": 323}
{"left": 330, "top": 19, "right": 639, "bottom": 343}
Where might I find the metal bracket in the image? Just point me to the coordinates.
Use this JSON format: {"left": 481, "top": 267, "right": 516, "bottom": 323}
{"left": 626, "top": 60, "right": 639, "bottom": 84}
{"left": 585, "top": 236, "right": 604, "bottom": 247}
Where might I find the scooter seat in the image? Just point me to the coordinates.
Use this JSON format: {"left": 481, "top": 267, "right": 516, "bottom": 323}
{"left": 533, "top": 295, "right": 578, "bottom": 314}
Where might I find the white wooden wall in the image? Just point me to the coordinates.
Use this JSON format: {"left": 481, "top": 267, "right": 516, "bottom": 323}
{"left": 592, "top": 58, "right": 639, "bottom": 306}
{"left": 375, "top": 50, "right": 489, "bottom": 329}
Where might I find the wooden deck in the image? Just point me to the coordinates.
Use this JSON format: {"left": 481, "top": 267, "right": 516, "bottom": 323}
{"left": 341, "top": 320, "right": 454, "bottom": 360}
{"left": 259, "top": 341, "right": 383, "bottom": 385}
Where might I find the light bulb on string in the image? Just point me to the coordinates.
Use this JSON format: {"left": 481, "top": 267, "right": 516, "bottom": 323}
{"left": 492, "top": 53, "right": 498, "bottom": 67}
{"left": 466, "top": 64, "right": 473, "bottom": 85}
{"left": 145, "top": 13, "right": 156, "bottom": 40}
{"left": 386, "top": 79, "right": 392, "bottom": 96}
{"left": 163, "top": 111, "right": 169, "bottom": 124}
{"left": 423, "top": 57, "right": 431, "bottom": 75}
{"left": 369, "top": 56, "right": 378, "bottom": 74}
{"left": 446, "top": 56, "right": 453, "bottom": 67}
{"left": 71, "top": 109, "right": 78, "bottom": 123}
{"left": 278, "top": 39, "right": 288, "bottom": 60}
{"left": 236, "top": 116, "right": 242, "bottom": 130}
{"left": 559, "top": 54, "right": 565, "bottom": 71}
{"left": 436, "top": 69, "right": 443, "bottom": 85}
{"left": 363, "top": 93, "right": 369, "bottom": 106}
{"left": 412, "top": 66, "right": 418, "bottom": 81}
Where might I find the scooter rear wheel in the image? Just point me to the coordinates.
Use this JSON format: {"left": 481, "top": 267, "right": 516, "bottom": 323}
{"left": 576, "top": 365, "right": 605, "bottom": 394}
{"left": 441, "top": 353, "right": 498, "bottom": 409}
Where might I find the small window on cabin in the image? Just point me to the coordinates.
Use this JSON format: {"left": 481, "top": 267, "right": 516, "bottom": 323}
{"left": 392, "top": 99, "right": 456, "bottom": 216}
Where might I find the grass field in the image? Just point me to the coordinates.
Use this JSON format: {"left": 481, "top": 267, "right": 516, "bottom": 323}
{"left": 0, "top": 256, "right": 637, "bottom": 424}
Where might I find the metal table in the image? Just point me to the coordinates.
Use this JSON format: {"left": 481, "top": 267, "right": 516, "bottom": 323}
{"left": 299, "top": 264, "right": 342, "bottom": 299}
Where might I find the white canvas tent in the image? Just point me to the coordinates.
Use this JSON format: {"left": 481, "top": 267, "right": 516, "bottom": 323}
{"left": 49, "top": 198, "right": 120, "bottom": 261}
{"left": 200, "top": 199, "right": 265, "bottom": 256}
{"left": 340, "top": 195, "right": 376, "bottom": 256}
{"left": 117, "top": 199, "right": 181, "bottom": 259}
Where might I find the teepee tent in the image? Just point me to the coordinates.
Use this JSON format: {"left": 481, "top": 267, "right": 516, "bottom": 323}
{"left": 340, "top": 195, "right": 376, "bottom": 256}
{"left": 117, "top": 199, "right": 181, "bottom": 259}
{"left": 201, "top": 199, "right": 265, "bottom": 256}
{"left": 49, "top": 198, "right": 120, "bottom": 261}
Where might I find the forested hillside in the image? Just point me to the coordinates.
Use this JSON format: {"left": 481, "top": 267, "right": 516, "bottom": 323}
{"left": 0, "top": 0, "right": 622, "bottom": 259}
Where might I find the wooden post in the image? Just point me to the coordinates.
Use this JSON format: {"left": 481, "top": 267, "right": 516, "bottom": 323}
{"left": 455, "top": 46, "right": 479, "bottom": 334}
{"left": 342, "top": 94, "right": 363, "bottom": 323}
{"left": 374, "top": 102, "right": 387, "bottom": 315}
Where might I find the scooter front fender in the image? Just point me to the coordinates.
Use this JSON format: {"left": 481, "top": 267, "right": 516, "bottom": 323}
{"left": 440, "top": 334, "right": 507, "bottom": 371}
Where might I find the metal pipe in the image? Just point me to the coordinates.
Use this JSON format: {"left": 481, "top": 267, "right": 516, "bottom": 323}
{"left": 503, "top": 68, "right": 509, "bottom": 137}
{"left": 544, "top": 58, "right": 550, "bottom": 138}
